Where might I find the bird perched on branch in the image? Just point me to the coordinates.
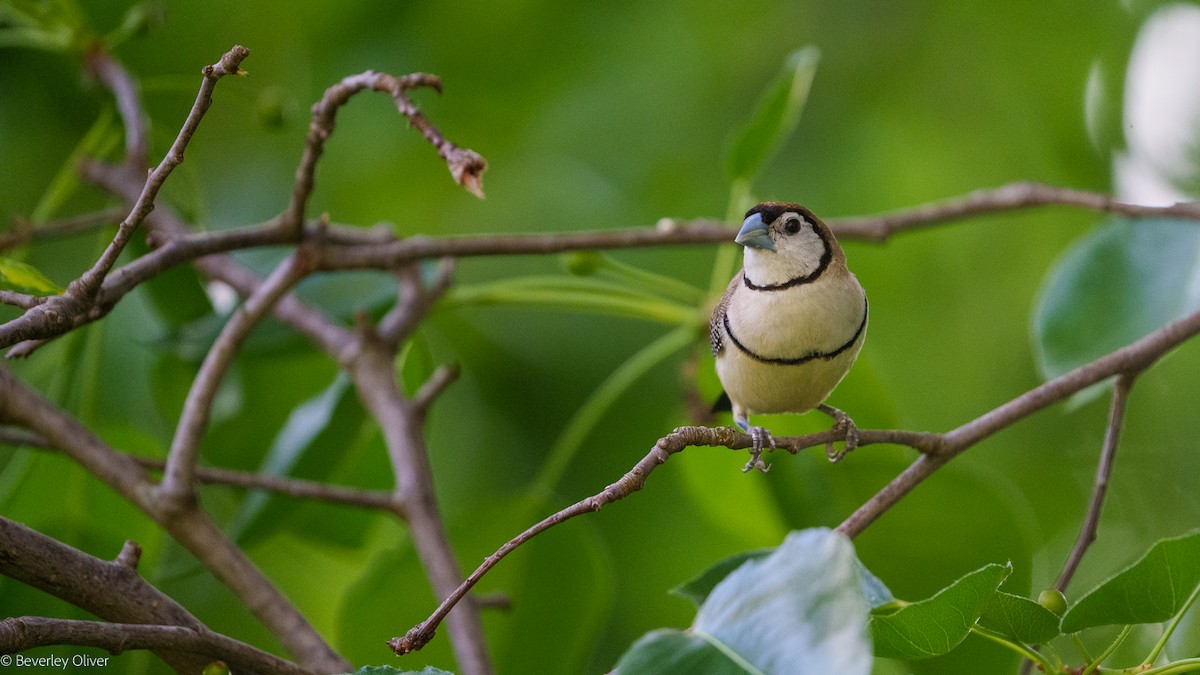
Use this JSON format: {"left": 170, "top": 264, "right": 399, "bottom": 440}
{"left": 710, "top": 202, "right": 867, "bottom": 472}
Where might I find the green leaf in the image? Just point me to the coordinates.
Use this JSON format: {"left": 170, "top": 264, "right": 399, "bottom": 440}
{"left": 870, "top": 562, "right": 1011, "bottom": 660}
{"left": 30, "top": 106, "right": 121, "bottom": 224}
{"left": 670, "top": 549, "right": 772, "bottom": 607}
{"left": 724, "top": 46, "right": 820, "bottom": 183}
{"left": 614, "top": 629, "right": 756, "bottom": 675}
{"left": 225, "top": 373, "right": 367, "bottom": 547}
{"left": 978, "top": 591, "right": 1062, "bottom": 645}
{"left": 1061, "top": 529, "right": 1200, "bottom": 633}
{"left": 658, "top": 528, "right": 872, "bottom": 674}
{"left": 1032, "top": 218, "right": 1200, "bottom": 403}
{"left": 672, "top": 549, "right": 894, "bottom": 612}
{"left": 0, "top": 257, "right": 63, "bottom": 295}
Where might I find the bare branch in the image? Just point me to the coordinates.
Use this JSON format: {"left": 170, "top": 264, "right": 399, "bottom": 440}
{"left": 83, "top": 46, "right": 148, "bottom": 166}
{"left": 2, "top": 428, "right": 401, "bottom": 512}
{"left": 0, "top": 515, "right": 210, "bottom": 673}
{"left": 160, "top": 251, "right": 312, "bottom": 511}
{"left": 395, "top": 301, "right": 1200, "bottom": 654}
{"left": 1054, "top": 373, "right": 1136, "bottom": 591}
{"left": 413, "top": 364, "right": 461, "bottom": 416}
{"left": 0, "top": 616, "right": 314, "bottom": 675}
{"left": 837, "top": 306, "right": 1200, "bottom": 538}
{"left": 348, "top": 332, "right": 493, "bottom": 674}
{"left": 284, "top": 71, "right": 485, "bottom": 236}
{"left": 376, "top": 257, "right": 455, "bottom": 347}
{"left": 1, "top": 208, "right": 124, "bottom": 252}
{"left": 0, "top": 46, "right": 249, "bottom": 351}
{"left": 0, "top": 290, "right": 46, "bottom": 310}
{"left": 0, "top": 369, "right": 350, "bottom": 673}
{"left": 831, "top": 181, "right": 1200, "bottom": 242}
{"left": 70, "top": 44, "right": 249, "bottom": 301}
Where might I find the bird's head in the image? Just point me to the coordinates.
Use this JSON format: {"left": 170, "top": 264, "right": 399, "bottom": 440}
{"left": 735, "top": 202, "right": 843, "bottom": 287}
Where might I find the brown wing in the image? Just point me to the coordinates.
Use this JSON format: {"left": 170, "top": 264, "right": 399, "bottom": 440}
{"left": 709, "top": 270, "right": 742, "bottom": 357}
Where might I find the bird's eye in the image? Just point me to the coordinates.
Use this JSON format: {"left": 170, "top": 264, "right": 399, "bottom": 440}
{"left": 784, "top": 218, "right": 803, "bottom": 235}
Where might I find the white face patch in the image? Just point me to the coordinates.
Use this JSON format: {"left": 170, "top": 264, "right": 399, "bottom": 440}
{"left": 743, "top": 212, "right": 831, "bottom": 288}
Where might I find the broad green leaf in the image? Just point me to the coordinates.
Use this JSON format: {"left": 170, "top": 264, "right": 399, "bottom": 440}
{"left": 670, "top": 549, "right": 772, "bottom": 607}
{"left": 1032, "top": 218, "right": 1200, "bottom": 403}
{"left": 724, "top": 46, "right": 820, "bottom": 183}
{"left": 687, "top": 528, "right": 872, "bottom": 674}
{"left": 870, "top": 562, "right": 1011, "bottom": 660}
{"left": 672, "top": 549, "right": 894, "bottom": 612}
{"left": 978, "top": 591, "right": 1062, "bottom": 644}
{"left": 1061, "top": 530, "right": 1200, "bottom": 633}
{"left": 225, "top": 373, "right": 368, "bottom": 547}
{"left": 0, "top": 257, "right": 63, "bottom": 294}
{"left": 614, "top": 629, "right": 754, "bottom": 675}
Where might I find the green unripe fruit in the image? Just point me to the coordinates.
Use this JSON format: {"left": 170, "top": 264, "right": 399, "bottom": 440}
{"left": 562, "top": 251, "right": 602, "bottom": 276}
{"left": 1037, "top": 588, "right": 1067, "bottom": 616}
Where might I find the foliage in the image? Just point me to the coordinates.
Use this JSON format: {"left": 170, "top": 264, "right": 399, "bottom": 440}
{"left": 616, "top": 528, "right": 1200, "bottom": 673}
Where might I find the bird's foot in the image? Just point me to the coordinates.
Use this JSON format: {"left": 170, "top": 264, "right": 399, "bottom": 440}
{"left": 818, "top": 404, "right": 859, "bottom": 463}
{"left": 742, "top": 425, "right": 775, "bottom": 474}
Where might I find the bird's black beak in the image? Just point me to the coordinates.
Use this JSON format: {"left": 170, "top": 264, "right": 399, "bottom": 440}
{"left": 734, "top": 212, "right": 776, "bottom": 251}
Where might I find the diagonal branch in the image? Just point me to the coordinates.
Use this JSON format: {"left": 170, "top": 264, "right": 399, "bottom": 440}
{"left": 1054, "top": 373, "right": 1136, "bottom": 591}
{"left": 71, "top": 45, "right": 249, "bottom": 302}
{"left": 393, "top": 301, "right": 1200, "bottom": 656}
{"left": 0, "top": 45, "right": 249, "bottom": 351}
{"left": 160, "top": 250, "right": 313, "bottom": 512}
{"left": 0, "top": 368, "right": 350, "bottom": 673}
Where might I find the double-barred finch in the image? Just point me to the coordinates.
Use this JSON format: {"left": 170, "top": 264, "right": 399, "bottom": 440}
{"left": 710, "top": 202, "right": 867, "bottom": 472}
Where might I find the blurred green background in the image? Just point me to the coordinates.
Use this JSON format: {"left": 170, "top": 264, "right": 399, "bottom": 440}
{"left": 3, "top": 1, "right": 1200, "bottom": 673}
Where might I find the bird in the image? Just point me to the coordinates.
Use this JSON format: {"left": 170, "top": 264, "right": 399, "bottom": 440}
{"left": 710, "top": 202, "right": 867, "bottom": 472}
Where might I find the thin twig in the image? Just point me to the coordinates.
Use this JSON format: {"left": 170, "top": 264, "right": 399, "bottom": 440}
{"left": 413, "top": 364, "right": 461, "bottom": 416}
{"left": 377, "top": 257, "right": 455, "bottom": 347}
{"left": 13, "top": 181, "right": 1198, "bottom": 358}
{"left": 831, "top": 181, "right": 1200, "bottom": 242}
{"left": 1055, "top": 373, "right": 1136, "bottom": 591}
{"left": 0, "top": 428, "right": 400, "bottom": 511}
{"left": 0, "top": 290, "right": 47, "bottom": 310}
{"left": 0, "top": 46, "right": 249, "bottom": 351}
{"left": 394, "top": 302, "right": 1200, "bottom": 655}
{"left": 1, "top": 208, "right": 124, "bottom": 252}
{"left": 349, "top": 317, "right": 494, "bottom": 674}
{"left": 70, "top": 45, "right": 249, "bottom": 302}
{"left": 84, "top": 46, "right": 148, "bottom": 166}
{"left": 160, "top": 251, "right": 312, "bottom": 511}
{"left": 283, "top": 71, "right": 484, "bottom": 235}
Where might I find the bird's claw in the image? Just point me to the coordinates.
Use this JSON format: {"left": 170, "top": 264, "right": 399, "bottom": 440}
{"left": 742, "top": 425, "right": 775, "bottom": 473}
{"left": 820, "top": 405, "right": 859, "bottom": 463}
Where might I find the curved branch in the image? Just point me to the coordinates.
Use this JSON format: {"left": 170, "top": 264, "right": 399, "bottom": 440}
{"left": 394, "top": 301, "right": 1200, "bottom": 655}
{"left": 0, "top": 616, "right": 314, "bottom": 675}
{"left": 1054, "top": 373, "right": 1135, "bottom": 591}
{"left": 284, "top": 71, "right": 485, "bottom": 235}
{"left": 160, "top": 250, "right": 312, "bottom": 511}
